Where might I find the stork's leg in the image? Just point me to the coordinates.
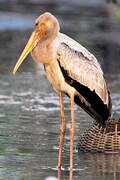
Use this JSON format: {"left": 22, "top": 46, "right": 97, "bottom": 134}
{"left": 58, "top": 92, "right": 66, "bottom": 169}
{"left": 70, "top": 95, "right": 75, "bottom": 171}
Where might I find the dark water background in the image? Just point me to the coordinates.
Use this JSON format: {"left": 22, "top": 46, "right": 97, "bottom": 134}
{"left": 0, "top": 0, "right": 120, "bottom": 179}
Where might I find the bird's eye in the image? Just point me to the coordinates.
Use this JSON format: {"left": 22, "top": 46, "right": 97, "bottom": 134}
{"left": 35, "top": 22, "right": 38, "bottom": 26}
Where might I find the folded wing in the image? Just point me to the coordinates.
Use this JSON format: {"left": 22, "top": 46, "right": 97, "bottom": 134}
{"left": 57, "top": 33, "right": 112, "bottom": 125}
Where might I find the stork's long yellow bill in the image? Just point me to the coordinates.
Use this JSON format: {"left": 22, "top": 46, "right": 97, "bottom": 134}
{"left": 12, "top": 31, "right": 39, "bottom": 75}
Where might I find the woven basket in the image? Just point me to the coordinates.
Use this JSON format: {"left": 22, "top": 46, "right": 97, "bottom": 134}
{"left": 78, "top": 120, "right": 120, "bottom": 153}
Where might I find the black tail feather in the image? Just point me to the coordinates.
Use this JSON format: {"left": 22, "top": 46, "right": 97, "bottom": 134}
{"left": 58, "top": 61, "right": 111, "bottom": 125}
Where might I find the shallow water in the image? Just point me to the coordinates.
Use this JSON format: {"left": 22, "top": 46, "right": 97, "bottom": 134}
{"left": 0, "top": 2, "right": 120, "bottom": 180}
{"left": 0, "top": 72, "right": 119, "bottom": 180}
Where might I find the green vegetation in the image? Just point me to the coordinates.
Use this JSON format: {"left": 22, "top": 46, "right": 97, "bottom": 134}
{"left": 115, "top": 10, "right": 120, "bottom": 20}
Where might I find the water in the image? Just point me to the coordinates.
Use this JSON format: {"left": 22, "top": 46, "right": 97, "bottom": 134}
{"left": 0, "top": 1, "right": 120, "bottom": 180}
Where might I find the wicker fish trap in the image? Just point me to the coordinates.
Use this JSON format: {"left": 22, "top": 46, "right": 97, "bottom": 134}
{"left": 78, "top": 120, "right": 120, "bottom": 153}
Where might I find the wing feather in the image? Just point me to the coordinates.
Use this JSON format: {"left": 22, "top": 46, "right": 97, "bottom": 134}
{"left": 57, "top": 33, "right": 112, "bottom": 124}
{"left": 58, "top": 33, "right": 109, "bottom": 106}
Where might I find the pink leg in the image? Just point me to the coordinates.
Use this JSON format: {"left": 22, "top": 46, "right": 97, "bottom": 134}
{"left": 69, "top": 95, "right": 75, "bottom": 179}
{"left": 58, "top": 92, "right": 66, "bottom": 169}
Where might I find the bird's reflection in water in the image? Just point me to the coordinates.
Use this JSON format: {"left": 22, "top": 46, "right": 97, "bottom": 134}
{"left": 58, "top": 168, "right": 62, "bottom": 180}
{"left": 78, "top": 152, "right": 120, "bottom": 180}
{"left": 57, "top": 167, "right": 73, "bottom": 180}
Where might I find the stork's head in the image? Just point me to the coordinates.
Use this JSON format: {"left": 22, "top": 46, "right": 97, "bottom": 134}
{"left": 12, "top": 12, "right": 60, "bottom": 75}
